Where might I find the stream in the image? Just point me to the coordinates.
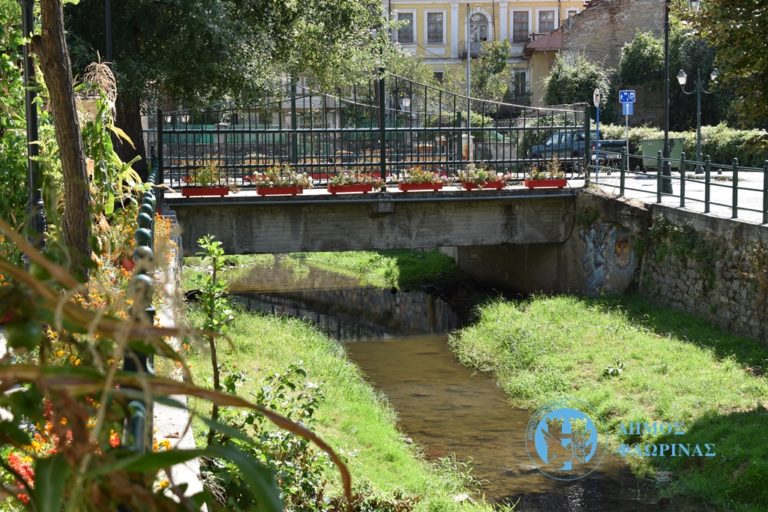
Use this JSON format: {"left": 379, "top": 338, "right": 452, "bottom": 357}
{"left": 229, "top": 257, "right": 678, "bottom": 510}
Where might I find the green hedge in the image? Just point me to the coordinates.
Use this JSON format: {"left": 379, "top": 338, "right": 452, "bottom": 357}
{"left": 599, "top": 123, "right": 768, "bottom": 167}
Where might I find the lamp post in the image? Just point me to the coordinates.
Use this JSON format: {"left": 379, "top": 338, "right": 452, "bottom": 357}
{"left": 661, "top": 0, "right": 672, "bottom": 193}
{"left": 20, "top": 0, "right": 46, "bottom": 247}
{"left": 676, "top": 67, "right": 719, "bottom": 172}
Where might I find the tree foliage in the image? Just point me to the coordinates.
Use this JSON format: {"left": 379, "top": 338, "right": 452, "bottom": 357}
{"left": 543, "top": 54, "right": 611, "bottom": 107}
{"left": 443, "top": 41, "right": 513, "bottom": 104}
{"left": 693, "top": 0, "right": 768, "bottom": 127}
{"left": 619, "top": 32, "right": 664, "bottom": 85}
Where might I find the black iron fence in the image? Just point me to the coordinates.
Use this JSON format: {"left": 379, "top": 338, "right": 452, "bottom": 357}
{"left": 152, "top": 73, "right": 591, "bottom": 190}
{"left": 593, "top": 150, "right": 768, "bottom": 224}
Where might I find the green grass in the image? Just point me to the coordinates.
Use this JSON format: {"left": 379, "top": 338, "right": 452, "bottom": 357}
{"left": 186, "top": 307, "right": 493, "bottom": 511}
{"left": 182, "top": 250, "right": 460, "bottom": 293}
{"left": 449, "top": 294, "right": 768, "bottom": 511}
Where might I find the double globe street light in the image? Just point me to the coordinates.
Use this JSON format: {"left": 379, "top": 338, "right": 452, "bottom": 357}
{"left": 676, "top": 67, "right": 719, "bottom": 172}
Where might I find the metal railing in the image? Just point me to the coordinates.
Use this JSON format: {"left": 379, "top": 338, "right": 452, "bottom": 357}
{"left": 123, "top": 166, "right": 158, "bottom": 452}
{"left": 152, "top": 73, "right": 591, "bottom": 191}
{"left": 593, "top": 149, "right": 768, "bottom": 224}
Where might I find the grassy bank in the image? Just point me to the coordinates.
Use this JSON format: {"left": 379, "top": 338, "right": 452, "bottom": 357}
{"left": 449, "top": 294, "right": 768, "bottom": 511}
{"left": 182, "top": 249, "right": 460, "bottom": 292}
{"left": 187, "top": 307, "right": 492, "bottom": 511}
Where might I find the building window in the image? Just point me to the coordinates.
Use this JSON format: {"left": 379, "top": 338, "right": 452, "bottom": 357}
{"left": 512, "top": 70, "right": 528, "bottom": 97}
{"left": 512, "top": 11, "right": 529, "bottom": 43}
{"left": 567, "top": 9, "right": 579, "bottom": 18}
{"left": 426, "top": 12, "right": 444, "bottom": 44}
{"left": 434, "top": 71, "right": 444, "bottom": 82}
{"left": 470, "top": 12, "right": 489, "bottom": 42}
{"left": 538, "top": 10, "right": 555, "bottom": 33}
{"left": 397, "top": 12, "right": 414, "bottom": 44}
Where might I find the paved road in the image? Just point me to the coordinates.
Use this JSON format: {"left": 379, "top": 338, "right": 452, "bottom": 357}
{"left": 594, "top": 169, "right": 766, "bottom": 225}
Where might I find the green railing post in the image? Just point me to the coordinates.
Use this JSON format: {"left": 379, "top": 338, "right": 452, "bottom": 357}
{"left": 680, "top": 152, "right": 686, "bottom": 208}
{"left": 763, "top": 160, "right": 768, "bottom": 224}
{"left": 656, "top": 150, "right": 662, "bottom": 203}
{"left": 620, "top": 147, "right": 626, "bottom": 196}
{"left": 732, "top": 157, "right": 739, "bottom": 218}
{"left": 156, "top": 109, "right": 164, "bottom": 190}
{"left": 290, "top": 80, "right": 298, "bottom": 166}
{"left": 704, "top": 155, "right": 711, "bottom": 214}
{"left": 378, "top": 70, "right": 386, "bottom": 186}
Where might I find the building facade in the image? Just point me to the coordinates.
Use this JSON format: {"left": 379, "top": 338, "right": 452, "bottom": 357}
{"left": 385, "top": 0, "right": 586, "bottom": 101}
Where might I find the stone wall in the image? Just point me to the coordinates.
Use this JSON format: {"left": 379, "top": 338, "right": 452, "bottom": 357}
{"left": 562, "top": 0, "right": 664, "bottom": 70}
{"left": 640, "top": 206, "right": 768, "bottom": 342}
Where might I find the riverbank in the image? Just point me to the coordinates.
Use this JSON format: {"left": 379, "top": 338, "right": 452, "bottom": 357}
{"left": 182, "top": 249, "right": 461, "bottom": 293}
{"left": 186, "top": 307, "right": 494, "bottom": 511}
{"left": 449, "top": 294, "right": 768, "bottom": 511}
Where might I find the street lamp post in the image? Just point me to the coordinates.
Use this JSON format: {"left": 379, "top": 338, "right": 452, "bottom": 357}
{"left": 676, "top": 67, "right": 719, "bottom": 172}
{"left": 662, "top": 0, "right": 673, "bottom": 193}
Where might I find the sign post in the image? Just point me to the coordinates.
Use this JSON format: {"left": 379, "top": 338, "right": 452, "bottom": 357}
{"left": 619, "top": 90, "right": 636, "bottom": 175}
{"left": 593, "top": 88, "right": 602, "bottom": 182}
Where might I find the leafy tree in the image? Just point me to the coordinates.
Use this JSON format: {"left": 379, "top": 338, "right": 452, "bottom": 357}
{"left": 692, "top": 0, "right": 768, "bottom": 127}
{"left": 444, "top": 40, "right": 513, "bottom": 103}
{"left": 543, "top": 54, "right": 611, "bottom": 107}
{"left": 65, "top": 0, "right": 389, "bottom": 177}
{"left": 619, "top": 32, "right": 664, "bottom": 85}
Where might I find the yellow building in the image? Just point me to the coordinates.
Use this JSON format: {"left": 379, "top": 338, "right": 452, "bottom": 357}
{"left": 385, "top": 0, "right": 584, "bottom": 102}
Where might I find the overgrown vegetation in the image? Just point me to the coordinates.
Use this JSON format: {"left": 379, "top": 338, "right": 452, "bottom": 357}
{"left": 449, "top": 294, "right": 768, "bottom": 511}
{"left": 543, "top": 55, "right": 611, "bottom": 107}
{"left": 186, "top": 307, "right": 494, "bottom": 511}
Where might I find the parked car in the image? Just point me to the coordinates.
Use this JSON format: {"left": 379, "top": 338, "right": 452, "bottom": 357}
{"left": 528, "top": 130, "right": 626, "bottom": 165}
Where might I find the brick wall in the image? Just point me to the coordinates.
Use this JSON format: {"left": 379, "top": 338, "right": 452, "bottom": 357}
{"left": 561, "top": 0, "right": 664, "bottom": 70}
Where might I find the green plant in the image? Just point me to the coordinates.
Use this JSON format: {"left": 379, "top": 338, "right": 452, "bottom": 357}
{"left": 401, "top": 166, "right": 444, "bottom": 184}
{"left": 252, "top": 164, "right": 312, "bottom": 188}
{"left": 457, "top": 163, "right": 500, "bottom": 185}
{"left": 619, "top": 32, "right": 665, "bottom": 86}
{"left": 543, "top": 54, "right": 612, "bottom": 107}
{"left": 329, "top": 170, "right": 384, "bottom": 188}
{"left": 529, "top": 157, "right": 565, "bottom": 180}
{"left": 187, "top": 162, "right": 224, "bottom": 187}
{"left": 196, "top": 235, "right": 235, "bottom": 444}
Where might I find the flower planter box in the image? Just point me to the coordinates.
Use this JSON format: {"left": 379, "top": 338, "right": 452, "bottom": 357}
{"left": 257, "top": 186, "right": 304, "bottom": 196}
{"left": 523, "top": 178, "right": 567, "bottom": 189}
{"left": 398, "top": 183, "right": 443, "bottom": 192}
{"left": 327, "top": 183, "right": 374, "bottom": 195}
{"left": 461, "top": 181, "right": 505, "bottom": 191}
{"left": 181, "top": 186, "right": 230, "bottom": 197}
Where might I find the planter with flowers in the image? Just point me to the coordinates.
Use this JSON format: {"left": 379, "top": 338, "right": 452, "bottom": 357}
{"left": 252, "top": 164, "right": 312, "bottom": 196}
{"left": 181, "top": 162, "right": 230, "bottom": 197}
{"left": 524, "top": 158, "right": 567, "bottom": 189}
{"left": 398, "top": 166, "right": 445, "bottom": 192}
{"left": 327, "top": 170, "right": 384, "bottom": 195}
{"left": 457, "top": 163, "right": 505, "bottom": 190}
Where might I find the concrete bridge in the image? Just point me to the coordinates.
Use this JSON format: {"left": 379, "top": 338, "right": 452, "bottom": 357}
{"left": 167, "top": 188, "right": 577, "bottom": 255}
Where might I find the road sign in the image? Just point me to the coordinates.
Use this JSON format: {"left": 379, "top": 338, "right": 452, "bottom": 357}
{"left": 619, "top": 89, "right": 636, "bottom": 103}
{"left": 593, "top": 88, "right": 602, "bottom": 107}
{"left": 622, "top": 102, "right": 634, "bottom": 116}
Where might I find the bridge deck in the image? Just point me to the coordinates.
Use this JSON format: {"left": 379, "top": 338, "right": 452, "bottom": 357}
{"left": 164, "top": 180, "right": 585, "bottom": 206}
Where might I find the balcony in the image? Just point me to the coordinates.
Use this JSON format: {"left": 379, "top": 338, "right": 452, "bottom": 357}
{"left": 458, "top": 41, "right": 485, "bottom": 59}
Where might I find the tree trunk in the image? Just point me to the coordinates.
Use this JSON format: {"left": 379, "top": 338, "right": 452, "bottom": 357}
{"left": 115, "top": 95, "right": 149, "bottom": 181}
{"left": 33, "top": 0, "right": 91, "bottom": 279}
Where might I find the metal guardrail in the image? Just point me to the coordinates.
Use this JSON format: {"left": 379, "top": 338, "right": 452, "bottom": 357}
{"left": 593, "top": 149, "right": 768, "bottom": 224}
{"left": 151, "top": 74, "right": 591, "bottom": 190}
{"left": 123, "top": 166, "right": 158, "bottom": 452}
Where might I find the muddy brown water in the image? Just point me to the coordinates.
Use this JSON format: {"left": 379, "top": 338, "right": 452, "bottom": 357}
{"left": 229, "top": 259, "right": 681, "bottom": 510}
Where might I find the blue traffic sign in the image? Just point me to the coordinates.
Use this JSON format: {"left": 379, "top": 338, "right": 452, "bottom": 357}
{"left": 619, "top": 90, "right": 636, "bottom": 103}
{"left": 622, "top": 102, "right": 634, "bottom": 116}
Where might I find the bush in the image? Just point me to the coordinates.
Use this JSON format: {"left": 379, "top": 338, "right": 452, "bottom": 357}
{"left": 619, "top": 32, "right": 664, "bottom": 86}
{"left": 598, "top": 123, "right": 768, "bottom": 167}
{"left": 543, "top": 55, "right": 612, "bottom": 107}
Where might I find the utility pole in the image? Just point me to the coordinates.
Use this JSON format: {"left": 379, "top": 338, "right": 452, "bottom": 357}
{"left": 661, "top": 0, "right": 673, "bottom": 193}
{"left": 465, "top": 3, "right": 471, "bottom": 160}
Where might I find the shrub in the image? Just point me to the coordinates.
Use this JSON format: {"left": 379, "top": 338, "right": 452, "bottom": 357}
{"left": 543, "top": 55, "right": 612, "bottom": 107}
{"left": 598, "top": 123, "right": 768, "bottom": 167}
{"left": 619, "top": 32, "right": 664, "bottom": 86}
